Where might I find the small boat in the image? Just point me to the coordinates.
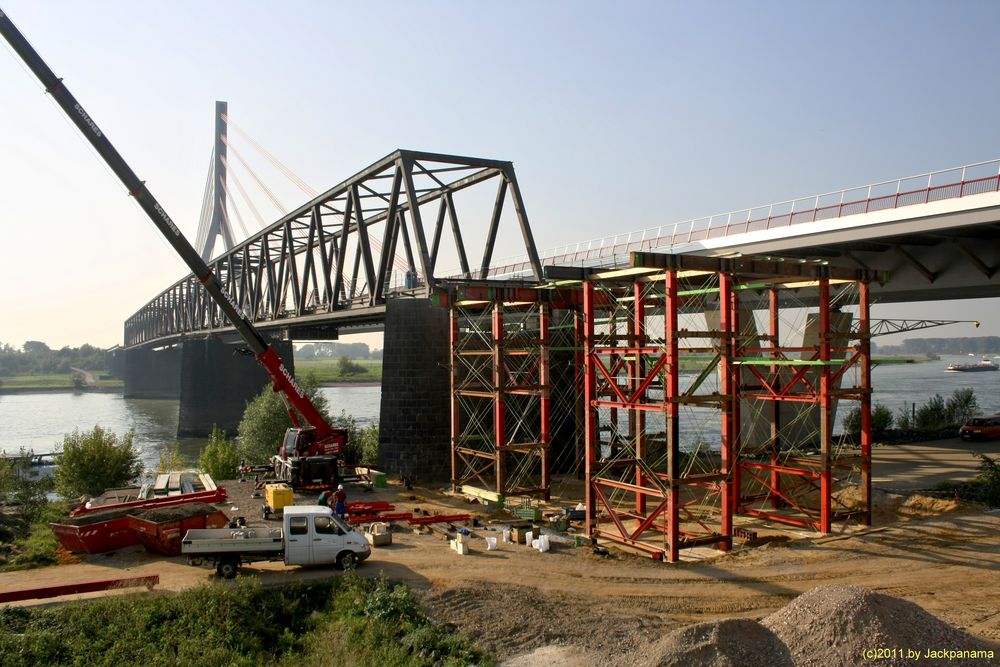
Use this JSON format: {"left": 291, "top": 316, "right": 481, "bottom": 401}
{"left": 946, "top": 357, "right": 998, "bottom": 372}
{"left": 0, "top": 452, "right": 57, "bottom": 482}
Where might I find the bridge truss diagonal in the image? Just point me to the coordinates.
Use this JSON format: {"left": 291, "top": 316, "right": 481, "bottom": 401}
{"left": 125, "top": 150, "right": 543, "bottom": 347}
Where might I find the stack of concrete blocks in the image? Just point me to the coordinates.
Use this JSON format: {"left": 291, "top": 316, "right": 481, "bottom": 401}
{"left": 365, "top": 522, "right": 392, "bottom": 547}
{"left": 450, "top": 532, "right": 469, "bottom": 555}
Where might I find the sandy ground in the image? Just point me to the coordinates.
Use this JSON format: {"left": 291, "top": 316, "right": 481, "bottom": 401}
{"left": 1, "top": 442, "right": 1000, "bottom": 664}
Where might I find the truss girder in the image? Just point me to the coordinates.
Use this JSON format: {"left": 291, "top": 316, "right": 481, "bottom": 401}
{"left": 125, "top": 150, "right": 542, "bottom": 346}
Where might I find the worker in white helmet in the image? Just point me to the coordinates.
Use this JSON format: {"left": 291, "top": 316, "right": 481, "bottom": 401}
{"left": 333, "top": 483, "right": 347, "bottom": 519}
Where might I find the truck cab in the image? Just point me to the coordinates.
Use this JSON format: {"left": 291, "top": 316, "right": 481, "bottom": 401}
{"left": 284, "top": 506, "right": 370, "bottom": 568}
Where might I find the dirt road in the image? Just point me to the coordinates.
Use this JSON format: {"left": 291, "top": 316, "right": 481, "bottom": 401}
{"left": 4, "top": 431, "right": 1000, "bottom": 663}
{"left": 2, "top": 477, "right": 998, "bottom": 664}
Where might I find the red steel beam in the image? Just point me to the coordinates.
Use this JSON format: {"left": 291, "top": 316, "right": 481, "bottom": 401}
{"left": 818, "top": 277, "right": 832, "bottom": 533}
{"left": 0, "top": 575, "right": 159, "bottom": 603}
{"left": 718, "top": 271, "right": 733, "bottom": 551}
{"left": 407, "top": 514, "right": 471, "bottom": 525}
{"left": 860, "top": 279, "right": 873, "bottom": 526}
{"left": 769, "top": 287, "right": 782, "bottom": 510}
{"left": 664, "top": 268, "right": 680, "bottom": 562}
{"left": 493, "top": 303, "right": 505, "bottom": 496}
{"left": 583, "top": 281, "right": 597, "bottom": 535}
{"left": 539, "top": 303, "right": 551, "bottom": 500}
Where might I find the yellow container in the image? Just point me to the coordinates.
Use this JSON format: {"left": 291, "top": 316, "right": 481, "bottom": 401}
{"left": 265, "top": 483, "right": 294, "bottom": 511}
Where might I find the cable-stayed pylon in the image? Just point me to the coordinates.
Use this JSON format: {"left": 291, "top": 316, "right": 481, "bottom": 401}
{"left": 195, "top": 101, "right": 235, "bottom": 262}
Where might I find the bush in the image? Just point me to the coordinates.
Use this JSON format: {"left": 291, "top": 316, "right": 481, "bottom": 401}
{"left": 946, "top": 387, "right": 979, "bottom": 426}
{"left": 54, "top": 426, "right": 143, "bottom": 498}
{"left": 973, "top": 452, "right": 1000, "bottom": 507}
{"left": 355, "top": 423, "right": 380, "bottom": 464}
{"left": 895, "top": 405, "right": 913, "bottom": 432}
{"left": 891, "top": 388, "right": 981, "bottom": 439}
{"left": 334, "top": 412, "right": 379, "bottom": 464}
{"left": 914, "top": 394, "right": 948, "bottom": 433}
{"left": 237, "top": 375, "right": 331, "bottom": 465}
{"left": 156, "top": 445, "right": 186, "bottom": 474}
{"left": 337, "top": 356, "right": 365, "bottom": 376}
{"left": 841, "top": 403, "right": 893, "bottom": 440}
{"left": 0, "top": 502, "right": 67, "bottom": 571}
{"left": 199, "top": 426, "right": 241, "bottom": 479}
{"left": 0, "top": 576, "right": 492, "bottom": 667}
{"left": 0, "top": 450, "right": 54, "bottom": 546}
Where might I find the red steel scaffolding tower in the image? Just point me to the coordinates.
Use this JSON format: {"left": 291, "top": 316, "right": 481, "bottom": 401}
{"left": 555, "top": 252, "right": 878, "bottom": 562}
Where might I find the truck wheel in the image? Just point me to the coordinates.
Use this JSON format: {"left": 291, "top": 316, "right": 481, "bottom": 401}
{"left": 217, "top": 559, "right": 239, "bottom": 579}
{"left": 336, "top": 551, "right": 357, "bottom": 570}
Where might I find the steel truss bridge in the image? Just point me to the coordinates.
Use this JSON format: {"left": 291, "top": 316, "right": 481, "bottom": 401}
{"left": 127, "top": 154, "right": 1000, "bottom": 347}
{"left": 125, "top": 150, "right": 542, "bottom": 346}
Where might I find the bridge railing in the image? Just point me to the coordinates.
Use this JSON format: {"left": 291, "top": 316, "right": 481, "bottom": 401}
{"left": 482, "top": 158, "right": 1000, "bottom": 278}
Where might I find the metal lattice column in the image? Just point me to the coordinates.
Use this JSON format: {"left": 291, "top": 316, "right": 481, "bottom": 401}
{"left": 734, "top": 275, "right": 873, "bottom": 533}
{"left": 583, "top": 270, "right": 734, "bottom": 562}
{"left": 451, "top": 299, "right": 551, "bottom": 499}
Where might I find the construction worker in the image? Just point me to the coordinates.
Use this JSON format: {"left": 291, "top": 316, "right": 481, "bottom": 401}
{"left": 317, "top": 489, "right": 334, "bottom": 508}
{"left": 333, "top": 484, "right": 347, "bottom": 519}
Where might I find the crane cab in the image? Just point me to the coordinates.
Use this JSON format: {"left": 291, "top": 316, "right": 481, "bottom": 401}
{"left": 281, "top": 427, "right": 317, "bottom": 458}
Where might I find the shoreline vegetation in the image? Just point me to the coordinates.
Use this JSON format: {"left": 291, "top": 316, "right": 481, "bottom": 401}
{"left": 1, "top": 355, "right": 944, "bottom": 394}
{"left": 0, "top": 358, "right": 384, "bottom": 394}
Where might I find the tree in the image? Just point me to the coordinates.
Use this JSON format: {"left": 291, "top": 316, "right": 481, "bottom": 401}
{"left": 946, "top": 387, "right": 979, "bottom": 427}
{"left": 841, "top": 403, "right": 893, "bottom": 440}
{"left": 55, "top": 426, "right": 143, "bottom": 498}
{"left": 156, "top": 445, "right": 186, "bottom": 474}
{"left": 337, "top": 356, "right": 365, "bottom": 376}
{"left": 71, "top": 371, "right": 86, "bottom": 389}
{"left": 914, "top": 394, "right": 949, "bottom": 433}
{"left": 237, "top": 375, "right": 332, "bottom": 465}
{"left": 199, "top": 426, "right": 241, "bottom": 480}
{"left": 22, "top": 341, "right": 50, "bottom": 355}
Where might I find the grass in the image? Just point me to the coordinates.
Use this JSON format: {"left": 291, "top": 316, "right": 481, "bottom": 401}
{"left": 0, "top": 502, "right": 66, "bottom": 572}
{"left": 0, "top": 576, "right": 493, "bottom": 667}
{"left": 296, "top": 359, "right": 382, "bottom": 383}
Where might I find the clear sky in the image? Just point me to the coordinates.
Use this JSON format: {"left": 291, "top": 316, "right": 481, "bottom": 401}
{"left": 2, "top": 1, "right": 998, "bottom": 350}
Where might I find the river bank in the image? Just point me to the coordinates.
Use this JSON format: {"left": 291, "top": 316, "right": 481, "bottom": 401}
{"left": 0, "top": 385, "right": 122, "bottom": 396}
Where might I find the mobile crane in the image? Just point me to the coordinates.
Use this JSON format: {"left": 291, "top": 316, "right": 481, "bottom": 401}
{"left": 0, "top": 9, "right": 347, "bottom": 489}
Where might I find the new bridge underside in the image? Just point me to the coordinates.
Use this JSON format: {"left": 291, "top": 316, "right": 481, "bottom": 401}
{"left": 680, "top": 191, "right": 1000, "bottom": 304}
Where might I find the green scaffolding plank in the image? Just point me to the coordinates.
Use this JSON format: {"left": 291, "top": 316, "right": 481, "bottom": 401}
{"left": 733, "top": 358, "right": 845, "bottom": 366}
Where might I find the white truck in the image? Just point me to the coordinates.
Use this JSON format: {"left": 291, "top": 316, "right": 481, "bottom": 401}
{"left": 181, "top": 505, "right": 370, "bottom": 578}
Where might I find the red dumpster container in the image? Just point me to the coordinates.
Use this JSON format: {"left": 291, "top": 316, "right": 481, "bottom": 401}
{"left": 127, "top": 503, "right": 230, "bottom": 556}
{"left": 51, "top": 507, "right": 141, "bottom": 554}
{"left": 70, "top": 486, "right": 227, "bottom": 516}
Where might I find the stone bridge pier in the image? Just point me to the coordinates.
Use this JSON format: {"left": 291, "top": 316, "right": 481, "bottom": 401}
{"left": 123, "top": 335, "right": 294, "bottom": 437}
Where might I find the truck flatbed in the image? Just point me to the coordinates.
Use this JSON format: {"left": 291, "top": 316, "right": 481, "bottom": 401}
{"left": 181, "top": 528, "right": 284, "bottom": 556}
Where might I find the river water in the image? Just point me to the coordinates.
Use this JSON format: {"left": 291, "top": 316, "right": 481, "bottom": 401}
{"left": 1, "top": 356, "right": 998, "bottom": 467}
{"left": 0, "top": 385, "right": 381, "bottom": 468}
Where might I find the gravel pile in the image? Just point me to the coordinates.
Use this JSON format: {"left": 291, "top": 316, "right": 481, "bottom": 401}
{"left": 634, "top": 619, "right": 794, "bottom": 667}
{"left": 55, "top": 506, "right": 136, "bottom": 526}
{"left": 762, "top": 585, "right": 998, "bottom": 667}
